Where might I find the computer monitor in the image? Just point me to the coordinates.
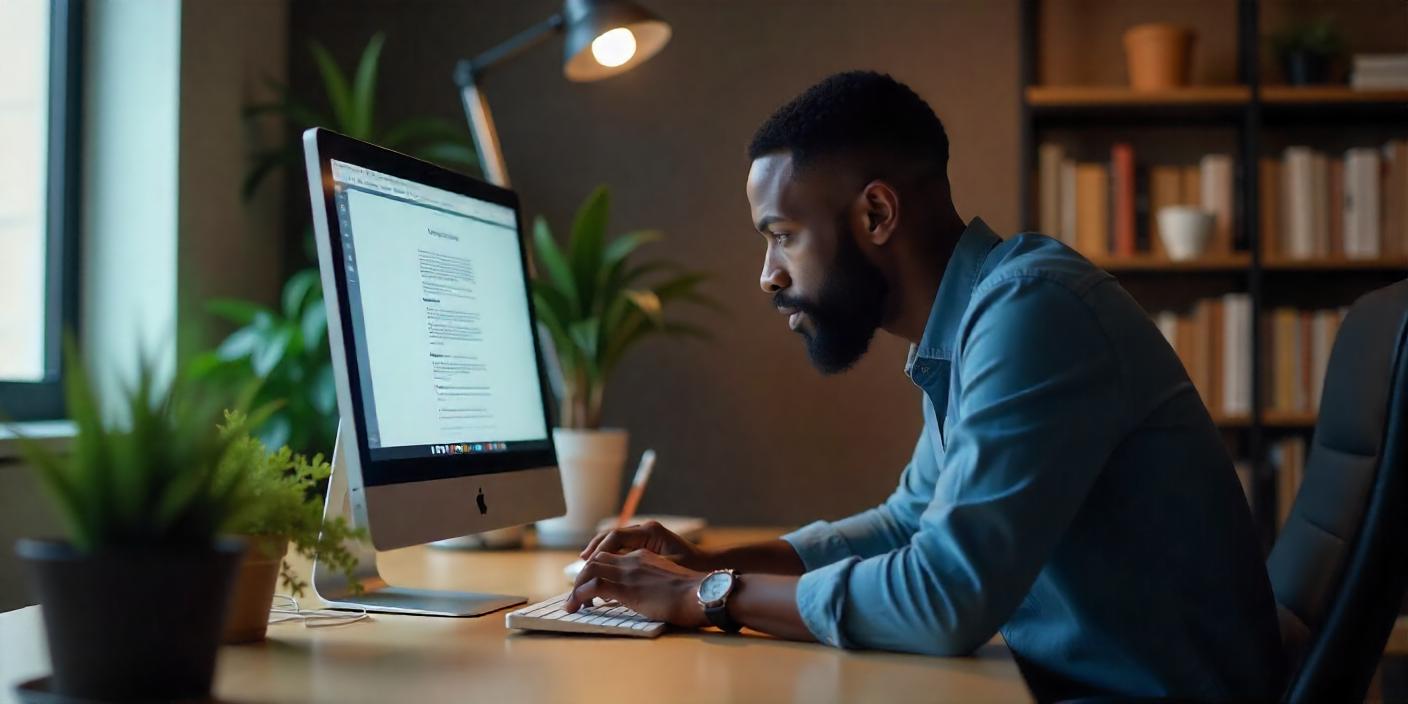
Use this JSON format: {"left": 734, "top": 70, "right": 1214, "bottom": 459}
{"left": 302, "top": 128, "right": 564, "bottom": 615}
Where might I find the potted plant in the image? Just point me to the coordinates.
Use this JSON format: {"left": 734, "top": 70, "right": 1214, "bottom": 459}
{"left": 529, "top": 186, "right": 716, "bottom": 547}
{"left": 10, "top": 348, "right": 251, "bottom": 701}
{"left": 217, "top": 411, "right": 364, "bottom": 643}
{"left": 1271, "top": 18, "right": 1344, "bottom": 86}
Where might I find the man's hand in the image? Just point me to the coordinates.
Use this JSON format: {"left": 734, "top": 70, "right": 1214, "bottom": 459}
{"left": 579, "top": 520, "right": 710, "bottom": 570}
{"left": 563, "top": 548, "right": 709, "bottom": 628}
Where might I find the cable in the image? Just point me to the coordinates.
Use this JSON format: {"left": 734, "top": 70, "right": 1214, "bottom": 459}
{"left": 267, "top": 593, "right": 370, "bottom": 628}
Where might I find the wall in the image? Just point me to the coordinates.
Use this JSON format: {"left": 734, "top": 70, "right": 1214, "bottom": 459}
{"left": 286, "top": 0, "right": 1021, "bottom": 526}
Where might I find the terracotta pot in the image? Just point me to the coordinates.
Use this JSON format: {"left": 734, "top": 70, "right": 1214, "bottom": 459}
{"left": 1123, "top": 23, "right": 1194, "bottom": 91}
{"left": 222, "top": 536, "right": 288, "bottom": 644}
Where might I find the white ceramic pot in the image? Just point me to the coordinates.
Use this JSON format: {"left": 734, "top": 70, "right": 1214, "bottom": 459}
{"left": 1157, "top": 206, "right": 1215, "bottom": 261}
{"left": 536, "top": 428, "right": 629, "bottom": 549}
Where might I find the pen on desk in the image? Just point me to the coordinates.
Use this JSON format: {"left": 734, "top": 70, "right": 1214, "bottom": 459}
{"left": 614, "top": 449, "right": 656, "bottom": 528}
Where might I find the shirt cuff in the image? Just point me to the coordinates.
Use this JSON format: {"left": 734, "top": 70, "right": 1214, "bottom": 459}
{"left": 793, "top": 556, "right": 859, "bottom": 648}
{"left": 780, "top": 520, "right": 856, "bottom": 571}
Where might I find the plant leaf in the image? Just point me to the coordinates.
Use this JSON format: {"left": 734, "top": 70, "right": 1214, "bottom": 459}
{"left": 411, "top": 141, "right": 479, "bottom": 169}
{"left": 381, "top": 116, "right": 467, "bottom": 149}
{"left": 301, "top": 301, "right": 328, "bottom": 353}
{"left": 252, "top": 326, "right": 294, "bottom": 378}
{"left": 532, "top": 217, "right": 578, "bottom": 314}
{"left": 349, "top": 33, "right": 385, "bottom": 139}
{"left": 282, "top": 269, "right": 321, "bottom": 319}
{"left": 309, "top": 40, "right": 354, "bottom": 133}
{"left": 242, "top": 148, "right": 299, "bottom": 201}
{"left": 621, "top": 289, "right": 663, "bottom": 327}
{"left": 569, "top": 186, "right": 611, "bottom": 314}
{"left": 207, "top": 299, "right": 274, "bottom": 326}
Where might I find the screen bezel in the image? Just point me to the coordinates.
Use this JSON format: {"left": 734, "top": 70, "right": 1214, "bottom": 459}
{"left": 310, "top": 129, "right": 557, "bottom": 487}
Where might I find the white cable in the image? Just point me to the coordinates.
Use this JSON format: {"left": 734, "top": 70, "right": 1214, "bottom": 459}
{"left": 267, "top": 593, "right": 370, "bottom": 628}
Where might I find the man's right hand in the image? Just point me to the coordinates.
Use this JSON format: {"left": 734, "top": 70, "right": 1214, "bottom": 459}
{"left": 579, "top": 520, "right": 713, "bottom": 571}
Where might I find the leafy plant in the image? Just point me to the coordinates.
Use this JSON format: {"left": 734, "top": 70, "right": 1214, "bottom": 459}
{"left": 531, "top": 186, "right": 717, "bottom": 428}
{"left": 218, "top": 411, "right": 365, "bottom": 596}
{"left": 1270, "top": 17, "right": 1344, "bottom": 59}
{"left": 202, "top": 32, "right": 479, "bottom": 455}
{"left": 243, "top": 31, "right": 478, "bottom": 200}
{"left": 8, "top": 344, "right": 250, "bottom": 552}
{"left": 190, "top": 270, "right": 335, "bottom": 455}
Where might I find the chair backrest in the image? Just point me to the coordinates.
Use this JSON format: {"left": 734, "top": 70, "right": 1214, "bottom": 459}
{"left": 1266, "top": 279, "right": 1408, "bottom": 704}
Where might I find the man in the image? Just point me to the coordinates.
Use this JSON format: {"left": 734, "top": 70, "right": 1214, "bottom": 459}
{"left": 564, "top": 71, "right": 1286, "bottom": 701}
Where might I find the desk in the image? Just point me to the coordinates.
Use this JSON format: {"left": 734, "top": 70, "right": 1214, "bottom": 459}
{"left": 1, "top": 528, "right": 1029, "bottom": 703}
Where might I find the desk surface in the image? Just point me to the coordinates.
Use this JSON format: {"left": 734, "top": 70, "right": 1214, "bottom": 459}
{"left": 1, "top": 527, "right": 1029, "bottom": 704}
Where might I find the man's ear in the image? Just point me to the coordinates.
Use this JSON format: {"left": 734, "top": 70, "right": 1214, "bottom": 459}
{"left": 859, "top": 180, "right": 899, "bottom": 246}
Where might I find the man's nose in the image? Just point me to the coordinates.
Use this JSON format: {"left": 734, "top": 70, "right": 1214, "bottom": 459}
{"left": 760, "top": 262, "right": 789, "bottom": 294}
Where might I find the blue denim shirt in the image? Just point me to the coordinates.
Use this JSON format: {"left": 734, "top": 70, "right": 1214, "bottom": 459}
{"left": 782, "top": 218, "right": 1286, "bottom": 700}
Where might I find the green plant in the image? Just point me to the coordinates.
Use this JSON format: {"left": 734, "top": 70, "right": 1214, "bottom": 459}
{"left": 531, "top": 186, "right": 717, "bottom": 428}
{"left": 218, "top": 411, "right": 365, "bottom": 596}
{"left": 200, "top": 32, "right": 479, "bottom": 455}
{"left": 1270, "top": 17, "right": 1344, "bottom": 59}
{"left": 190, "top": 270, "right": 335, "bottom": 455}
{"left": 9, "top": 344, "right": 250, "bottom": 551}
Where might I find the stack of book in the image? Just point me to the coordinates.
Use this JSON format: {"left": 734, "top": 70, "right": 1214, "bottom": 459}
{"left": 1152, "top": 293, "right": 1253, "bottom": 418}
{"left": 1263, "top": 307, "right": 1348, "bottom": 415}
{"left": 1270, "top": 436, "right": 1306, "bottom": 530}
{"left": 1260, "top": 141, "right": 1408, "bottom": 260}
{"left": 1351, "top": 53, "right": 1408, "bottom": 90}
{"left": 1038, "top": 143, "right": 1235, "bottom": 259}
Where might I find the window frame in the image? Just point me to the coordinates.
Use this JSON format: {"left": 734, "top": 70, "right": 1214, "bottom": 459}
{"left": 0, "top": 0, "right": 83, "bottom": 421}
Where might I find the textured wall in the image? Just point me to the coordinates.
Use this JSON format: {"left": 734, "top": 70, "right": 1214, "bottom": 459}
{"left": 288, "top": 0, "right": 1021, "bottom": 525}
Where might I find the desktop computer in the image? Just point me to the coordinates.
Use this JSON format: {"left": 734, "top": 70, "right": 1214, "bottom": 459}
{"left": 301, "top": 128, "right": 565, "bottom": 616}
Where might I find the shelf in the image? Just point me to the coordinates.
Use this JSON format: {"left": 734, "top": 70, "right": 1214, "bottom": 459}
{"left": 1090, "top": 254, "right": 1251, "bottom": 272}
{"left": 1262, "top": 86, "right": 1408, "bottom": 105}
{"left": 1262, "top": 256, "right": 1408, "bottom": 272}
{"left": 1027, "top": 85, "right": 1250, "bottom": 106}
{"left": 1263, "top": 411, "right": 1317, "bottom": 428}
{"left": 1211, "top": 412, "right": 1316, "bottom": 429}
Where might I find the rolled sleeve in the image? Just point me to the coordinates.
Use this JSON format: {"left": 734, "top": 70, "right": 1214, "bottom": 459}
{"left": 793, "top": 556, "right": 860, "bottom": 648}
{"left": 780, "top": 520, "right": 856, "bottom": 571}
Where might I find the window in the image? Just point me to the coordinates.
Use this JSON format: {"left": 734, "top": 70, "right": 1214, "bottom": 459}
{"left": 0, "top": 0, "right": 80, "bottom": 420}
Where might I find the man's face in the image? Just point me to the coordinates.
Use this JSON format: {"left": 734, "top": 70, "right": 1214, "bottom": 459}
{"left": 746, "top": 154, "right": 888, "bottom": 375}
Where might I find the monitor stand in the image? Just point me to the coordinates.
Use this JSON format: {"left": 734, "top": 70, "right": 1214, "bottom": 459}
{"left": 311, "top": 426, "right": 526, "bottom": 617}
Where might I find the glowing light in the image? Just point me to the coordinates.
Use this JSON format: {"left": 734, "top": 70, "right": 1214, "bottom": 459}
{"left": 591, "top": 27, "right": 637, "bottom": 68}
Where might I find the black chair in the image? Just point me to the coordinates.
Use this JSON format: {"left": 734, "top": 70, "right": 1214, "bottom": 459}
{"left": 1266, "top": 279, "right": 1408, "bottom": 703}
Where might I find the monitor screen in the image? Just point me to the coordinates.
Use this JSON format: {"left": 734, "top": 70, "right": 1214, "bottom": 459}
{"left": 329, "top": 159, "right": 551, "bottom": 464}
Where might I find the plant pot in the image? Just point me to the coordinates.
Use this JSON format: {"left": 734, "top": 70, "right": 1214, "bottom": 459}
{"left": 1123, "top": 23, "right": 1194, "bottom": 91}
{"left": 222, "top": 536, "right": 288, "bottom": 644}
{"left": 1156, "top": 206, "right": 1215, "bottom": 261}
{"left": 1282, "top": 50, "right": 1331, "bottom": 86}
{"left": 535, "top": 428, "right": 629, "bottom": 549}
{"left": 16, "top": 536, "right": 244, "bottom": 701}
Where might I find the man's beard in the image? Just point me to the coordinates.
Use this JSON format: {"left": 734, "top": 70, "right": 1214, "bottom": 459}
{"left": 773, "top": 219, "right": 888, "bottom": 375}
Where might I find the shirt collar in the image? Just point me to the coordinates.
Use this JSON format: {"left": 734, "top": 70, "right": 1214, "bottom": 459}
{"left": 905, "top": 217, "right": 1001, "bottom": 374}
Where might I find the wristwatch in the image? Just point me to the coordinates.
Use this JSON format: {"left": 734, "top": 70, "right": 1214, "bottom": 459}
{"left": 697, "top": 569, "right": 743, "bottom": 633}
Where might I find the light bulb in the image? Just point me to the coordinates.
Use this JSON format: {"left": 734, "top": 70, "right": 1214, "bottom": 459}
{"left": 591, "top": 27, "right": 637, "bottom": 68}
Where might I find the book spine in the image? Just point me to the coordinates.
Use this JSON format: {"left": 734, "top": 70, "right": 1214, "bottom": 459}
{"left": 1112, "top": 144, "right": 1136, "bottom": 257}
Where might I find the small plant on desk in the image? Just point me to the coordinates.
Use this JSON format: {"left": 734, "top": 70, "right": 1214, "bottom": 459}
{"left": 8, "top": 343, "right": 252, "bottom": 701}
{"left": 217, "top": 409, "right": 365, "bottom": 643}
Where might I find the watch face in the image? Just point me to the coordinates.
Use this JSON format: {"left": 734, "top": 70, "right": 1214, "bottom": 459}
{"left": 698, "top": 572, "right": 733, "bottom": 602}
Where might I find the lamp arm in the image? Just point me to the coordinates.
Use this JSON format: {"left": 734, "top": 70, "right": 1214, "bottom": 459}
{"left": 453, "top": 13, "right": 566, "bottom": 188}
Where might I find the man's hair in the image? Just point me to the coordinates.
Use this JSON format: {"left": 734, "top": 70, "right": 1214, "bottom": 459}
{"left": 748, "top": 70, "right": 949, "bottom": 175}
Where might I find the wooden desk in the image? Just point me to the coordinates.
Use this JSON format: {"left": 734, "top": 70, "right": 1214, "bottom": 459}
{"left": 0, "top": 528, "right": 1029, "bottom": 703}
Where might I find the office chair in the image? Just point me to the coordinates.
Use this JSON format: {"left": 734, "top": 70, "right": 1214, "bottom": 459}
{"left": 1265, "top": 279, "right": 1408, "bottom": 703}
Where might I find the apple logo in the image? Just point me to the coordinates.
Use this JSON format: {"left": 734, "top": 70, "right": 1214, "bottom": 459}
{"left": 476, "top": 488, "right": 488, "bottom": 515}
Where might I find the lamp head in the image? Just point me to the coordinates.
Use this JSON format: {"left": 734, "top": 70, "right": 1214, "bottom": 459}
{"left": 562, "top": 0, "right": 671, "bottom": 82}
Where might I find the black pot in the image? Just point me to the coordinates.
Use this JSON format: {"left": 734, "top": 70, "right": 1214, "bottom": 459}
{"left": 16, "top": 537, "right": 244, "bottom": 702}
{"left": 1283, "top": 49, "right": 1331, "bottom": 85}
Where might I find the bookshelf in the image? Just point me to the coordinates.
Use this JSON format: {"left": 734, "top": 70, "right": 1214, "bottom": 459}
{"left": 1018, "top": 0, "right": 1408, "bottom": 545}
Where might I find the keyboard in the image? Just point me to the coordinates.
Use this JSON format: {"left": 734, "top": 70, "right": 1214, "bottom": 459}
{"left": 504, "top": 592, "right": 666, "bottom": 638}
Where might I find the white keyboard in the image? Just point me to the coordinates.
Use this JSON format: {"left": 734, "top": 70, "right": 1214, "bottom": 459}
{"left": 504, "top": 592, "right": 666, "bottom": 638}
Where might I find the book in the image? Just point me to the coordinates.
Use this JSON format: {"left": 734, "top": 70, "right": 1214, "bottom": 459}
{"left": 1221, "top": 293, "right": 1252, "bottom": 417}
{"left": 1311, "top": 152, "right": 1330, "bottom": 257}
{"left": 1274, "top": 436, "right": 1306, "bottom": 529}
{"left": 1075, "top": 163, "right": 1110, "bottom": 258}
{"left": 1038, "top": 143, "right": 1065, "bottom": 239}
{"left": 1181, "top": 165, "right": 1202, "bottom": 209}
{"left": 1344, "top": 147, "right": 1382, "bottom": 259}
{"left": 1259, "top": 158, "right": 1280, "bottom": 260}
{"left": 1060, "top": 158, "right": 1077, "bottom": 248}
{"left": 1283, "top": 147, "right": 1316, "bottom": 260}
{"left": 1385, "top": 140, "right": 1408, "bottom": 257}
{"left": 1111, "top": 144, "right": 1137, "bottom": 257}
{"left": 1328, "top": 157, "right": 1345, "bottom": 258}
{"left": 1200, "top": 154, "right": 1234, "bottom": 254}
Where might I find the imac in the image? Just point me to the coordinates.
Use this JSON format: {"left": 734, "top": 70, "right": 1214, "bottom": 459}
{"left": 302, "top": 128, "right": 565, "bottom": 616}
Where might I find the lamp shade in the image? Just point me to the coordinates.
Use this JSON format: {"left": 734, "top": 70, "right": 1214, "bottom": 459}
{"left": 562, "top": 0, "right": 671, "bottom": 82}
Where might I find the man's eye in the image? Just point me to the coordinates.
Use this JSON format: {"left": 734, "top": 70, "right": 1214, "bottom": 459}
{"left": 773, "top": 233, "right": 791, "bottom": 245}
